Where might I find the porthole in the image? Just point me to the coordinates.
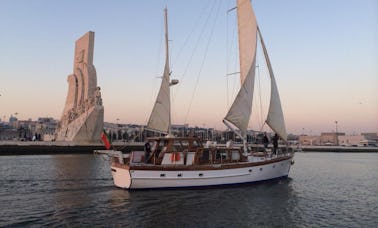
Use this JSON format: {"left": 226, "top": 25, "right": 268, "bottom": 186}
{"left": 160, "top": 174, "right": 166, "bottom": 177}
{"left": 178, "top": 173, "right": 182, "bottom": 177}
{"left": 199, "top": 173, "right": 203, "bottom": 177}
{"left": 248, "top": 169, "right": 252, "bottom": 173}
{"left": 259, "top": 168, "right": 263, "bottom": 171}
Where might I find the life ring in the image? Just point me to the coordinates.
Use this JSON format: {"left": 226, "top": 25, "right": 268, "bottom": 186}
{"left": 171, "top": 152, "right": 180, "bottom": 162}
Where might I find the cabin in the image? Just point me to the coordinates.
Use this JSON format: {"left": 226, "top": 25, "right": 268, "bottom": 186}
{"left": 126, "top": 136, "right": 247, "bottom": 166}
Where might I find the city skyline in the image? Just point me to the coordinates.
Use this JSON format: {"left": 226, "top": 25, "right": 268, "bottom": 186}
{"left": 1, "top": 0, "right": 377, "bottom": 135}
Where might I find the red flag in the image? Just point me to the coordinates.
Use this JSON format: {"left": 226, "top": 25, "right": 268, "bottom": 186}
{"left": 101, "top": 130, "right": 111, "bottom": 150}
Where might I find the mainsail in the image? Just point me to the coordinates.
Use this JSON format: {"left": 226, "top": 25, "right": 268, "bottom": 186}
{"left": 223, "top": 0, "right": 257, "bottom": 137}
{"left": 147, "top": 8, "right": 171, "bottom": 134}
{"left": 224, "top": 0, "right": 287, "bottom": 142}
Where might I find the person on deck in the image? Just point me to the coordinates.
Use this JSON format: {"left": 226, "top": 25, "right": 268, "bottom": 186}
{"left": 263, "top": 133, "right": 269, "bottom": 149}
{"left": 272, "top": 133, "right": 279, "bottom": 155}
{"left": 144, "top": 141, "right": 151, "bottom": 163}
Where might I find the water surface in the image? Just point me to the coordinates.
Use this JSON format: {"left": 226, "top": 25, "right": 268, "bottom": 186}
{"left": 1, "top": 153, "right": 377, "bottom": 227}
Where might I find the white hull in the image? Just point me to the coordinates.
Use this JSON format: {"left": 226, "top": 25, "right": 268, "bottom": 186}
{"left": 111, "top": 156, "right": 292, "bottom": 189}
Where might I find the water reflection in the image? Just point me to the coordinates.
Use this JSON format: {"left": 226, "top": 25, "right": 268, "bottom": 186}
{"left": 121, "top": 178, "right": 299, "bottom": 227}
{"left": 2, "top": 153, "right": 377, "bottom": 227}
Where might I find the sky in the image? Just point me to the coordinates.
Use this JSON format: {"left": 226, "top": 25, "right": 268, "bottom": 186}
{"left": 0, "top": 0, "right": 377, "bottom": 135}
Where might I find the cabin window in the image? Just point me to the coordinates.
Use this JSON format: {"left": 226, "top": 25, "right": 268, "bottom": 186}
{"left": 173, "top": 140, "right": 184, "bottom": 151}
{"left": 157, "top": 140, "right": 168, "bottom": 153}
{"left": 199, "top": 173, "right": 203, "bottom": 177}
{"left": 259, "top": 168, "right": 263, "bottom": 171}
{"left": 180, "top": 140, "right": 189, "bottom": 150}
{"left": 177, "top": 173, "right": 182, "bottom": 177}
{"left": 215, "top": 149, "right": 227, "bottom": 160}
{"left": 160, "top": 174, "right": 166, "bottom": 177}
{"left": 248, "top": 169, "right": 252, "bottom": 173}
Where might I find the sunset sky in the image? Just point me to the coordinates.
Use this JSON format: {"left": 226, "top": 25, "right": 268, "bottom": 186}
{"left": 0, "top": 0, "right": 377, "bottom": 135}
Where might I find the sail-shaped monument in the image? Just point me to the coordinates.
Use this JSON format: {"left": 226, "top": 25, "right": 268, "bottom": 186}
{"left": 55, "top": 31, "right": 104, "bottom": 143}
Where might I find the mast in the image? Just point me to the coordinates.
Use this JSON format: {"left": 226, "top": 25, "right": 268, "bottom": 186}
{"left": 164, "top": 7, "right": 172, "bottom": 136}
{"left": 223, "top": 0, "right": 258, "bottom": 153}
{"left": 146, "top": 7, "right": 178, "bottom": 135}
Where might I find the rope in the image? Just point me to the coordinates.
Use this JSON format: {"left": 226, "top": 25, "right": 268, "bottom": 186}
{"left": 146, "top": 15, "right": 165, "bottom": 125}
{"left": 170, "top": 2, "right": 214, "bottom": 123}
{"left": 171, "top": 1, "right": 212, "bottom": 70}
{"left": 176, "top": 1, "right": 218, "bottom": 90}
{"left": 184, "top": 1, "right": 222, "bottom": 123}
{"left": 257, "top": 63, "right": 264, "bottom": 129}
{"left": 227, "top": 8, "right": 239, "bottom": 109}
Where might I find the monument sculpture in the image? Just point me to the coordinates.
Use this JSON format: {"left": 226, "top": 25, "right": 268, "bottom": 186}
{"left": 55, "top": 31, "right": 104, "bottom": 143}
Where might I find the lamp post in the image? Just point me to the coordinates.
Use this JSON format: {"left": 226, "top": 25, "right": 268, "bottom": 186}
{"left": 335, "top": 121, "right": 338, "bottom": 146}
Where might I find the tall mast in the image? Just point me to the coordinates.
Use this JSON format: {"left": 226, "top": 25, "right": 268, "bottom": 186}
{"left": 146, "top": 7, "right": 178, "bottom": 135}
{"left": 223, "top": 0, "right": 257, "bottom": 153}
{"left": 164, "top": 7, "right": 172, "bottom": 136}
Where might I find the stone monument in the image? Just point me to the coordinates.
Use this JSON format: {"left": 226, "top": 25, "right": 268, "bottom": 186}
{"left": 55, "top": 31, "right": 104, "bottom": 143}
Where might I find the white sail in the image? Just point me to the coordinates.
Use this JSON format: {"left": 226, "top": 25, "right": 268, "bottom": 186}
{"left": 147, "top": 8, "right": 171, "bottom": 134}
{"left": 223, "top": 0, "right": 257, "bottom": 137}
{"left": 258, "top": 27, "right": 288, "bottom": 142}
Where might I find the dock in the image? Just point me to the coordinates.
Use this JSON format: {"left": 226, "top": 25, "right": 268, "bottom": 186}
{"left": 1, "top": 141, "right": 377, "bottom": 155}
{"left": 0, "top": 141, "right": 144, "bottom": 155}
{"left": 301, "top": 145, "right": 378, "bottom": 153}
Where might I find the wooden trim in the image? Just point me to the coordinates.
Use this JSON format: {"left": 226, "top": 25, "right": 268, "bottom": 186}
{"left": 117, "top": 155, "right": 293, "bottom": 171}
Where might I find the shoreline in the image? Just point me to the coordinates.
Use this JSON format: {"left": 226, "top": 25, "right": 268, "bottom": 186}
{"left": 0, "top": 141, "right": 377, "bottom": 155}
{"left": 300, "top": 145, "right": 378, "bottom": 153}
{"left": 0, "top": 141, "right": 144, "bottom": 155}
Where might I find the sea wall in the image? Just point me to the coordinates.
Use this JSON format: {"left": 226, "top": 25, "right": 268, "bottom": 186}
{"left": 301, "top": 146, "right": 378, "bottom": 153}
{"left": 0, "top": 141, "right": 144, "bottom": 155}
{"left": 1, "top": 141, "right": 377, "bottom": 155}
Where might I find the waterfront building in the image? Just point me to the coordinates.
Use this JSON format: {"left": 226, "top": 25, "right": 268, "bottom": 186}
{"left": 320, "top": 132, "right": 346, "bottom": 146}
{"left": 299, "top": 132, "right": 377, "bottom": 147}
{"left": 298, "top": 135, "right": 321, "bottom": 146}
{"left": 338, "top": 135, "right": 367, "bottom": 147}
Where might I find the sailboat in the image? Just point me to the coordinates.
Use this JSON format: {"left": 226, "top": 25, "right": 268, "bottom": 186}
{"left": 102, "top": 1, "right": 294, "bottom": 189}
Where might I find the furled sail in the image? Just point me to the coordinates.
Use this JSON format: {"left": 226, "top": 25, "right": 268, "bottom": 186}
{"left": 147, "top": 8, "right": 171, "bottom": 134}
{"left": 258, "top": 27, "right": 288, "bottom": 142}
{"left": 223, "top": 0, "right": 257, "bottom": 137}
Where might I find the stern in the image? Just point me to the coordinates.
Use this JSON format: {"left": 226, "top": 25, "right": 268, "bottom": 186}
{"left": 111, "top": 164, "right": 131, "bottom": 189}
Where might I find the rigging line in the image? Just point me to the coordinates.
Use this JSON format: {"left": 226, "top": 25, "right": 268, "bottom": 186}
{"left": 226, "top": 0, "right": 229, "bottom": 110}
{"left": 230, "top": 23, "right": 239, "bottom": 106}
{"left": 226, "top": 5, "right": 239, "bottom": 110}
{"left": 174, "top": 0, "right": 218, "bottom": 96}
{"left": 172, "top": 1, "right": 216, "bottom": 125}
{"left": 226, "top": 0, "right": 234, "bottom": 110}
{"left": 171, "top": 0, "right": 212, "bottom": 70}
{"left": 146, "top": 14, "right": 165, "bottom": 125}
{"left": 257, "top": 63, "right": 264, "bottom": 130}
{"left": 171, "top": 1, "right": 215, "bottom": 124}
{"left": 184, "top": 1, "right": 222, "bottom": 124}
{"left": 173, "top": 1, "right": 218, "bottom": 124}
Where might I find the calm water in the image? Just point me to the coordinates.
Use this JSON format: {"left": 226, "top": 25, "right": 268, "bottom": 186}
{"left": 1, "top": 153, "right": 377, "bottom": 227}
